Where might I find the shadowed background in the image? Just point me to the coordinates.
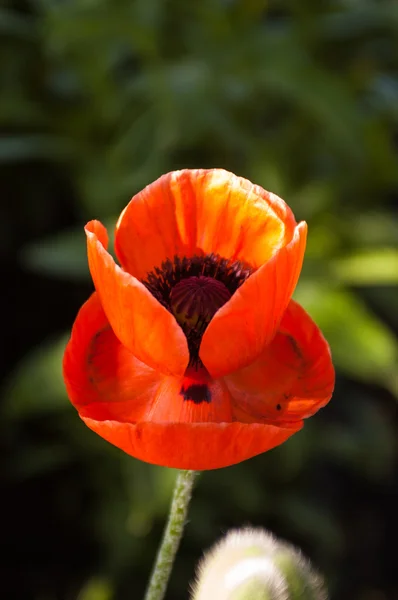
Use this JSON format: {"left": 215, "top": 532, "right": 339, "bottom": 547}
{"left": 1, "top": 1, "right": 397, "bottom": 599}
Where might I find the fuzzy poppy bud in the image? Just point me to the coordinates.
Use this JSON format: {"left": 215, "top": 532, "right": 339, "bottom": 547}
{"left": 191, "top": 528, "right": 327, "bottom": 600}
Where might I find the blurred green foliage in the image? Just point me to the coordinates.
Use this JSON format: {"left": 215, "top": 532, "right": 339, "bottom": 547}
{"left": 1, "top": 0, "right": 397, "bottom": 599}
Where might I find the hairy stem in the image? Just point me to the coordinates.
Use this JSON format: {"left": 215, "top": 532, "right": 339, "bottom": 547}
{"left": 143, "top": 470, "right": 200, "bottom": 600}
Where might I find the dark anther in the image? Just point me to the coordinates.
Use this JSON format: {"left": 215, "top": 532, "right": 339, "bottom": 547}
{"left": 142, "top": 253, "right": 252, "bottom": 308}
{"left": 142, "top": 253, "right": 253, "bottom": 368}
{"left": 276, "top": 404, "right": 282, "bottom": 411}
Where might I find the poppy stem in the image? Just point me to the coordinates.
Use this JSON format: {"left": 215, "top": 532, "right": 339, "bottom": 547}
{"left": 143, "top": 469, "right": 200, "bottom": 600}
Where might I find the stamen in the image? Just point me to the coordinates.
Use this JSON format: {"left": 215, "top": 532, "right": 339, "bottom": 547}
{"left": 142, "top": 253, "right": 252, "bottom": 369}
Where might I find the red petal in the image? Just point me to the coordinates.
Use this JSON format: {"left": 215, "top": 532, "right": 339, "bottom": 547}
{"left": 200, "top": 222, "right": 307, "bottom": 378}
{"left": 80, "top": 419, "right": 302, "bottom": 470}
{"left": 145, "top": 375, "right": 233, "bottom": 424}
{"left": 63, "top": 293, "right": 163, "bottom": 421}
{"left": 115, "top": 169, "right": 296, "bottom": 279}
{"left": 224, "top": 300, "right": 335, "bottom": 423}
{"left": 85, "top": 220, "right": 189, "bottom": 377}
{"left": 63, "top": 296, "right": 306, "bottom": 469}
{"left": 64, "top": 294, "right": 232, "bottom": 425}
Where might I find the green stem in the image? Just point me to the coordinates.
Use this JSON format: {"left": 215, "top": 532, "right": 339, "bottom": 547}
{"left": 143, "top": 470, "right": 200, "bottom": 600}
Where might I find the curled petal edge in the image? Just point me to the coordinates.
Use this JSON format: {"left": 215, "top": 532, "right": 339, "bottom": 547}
{"left": 200, "top": 222, "right": 307, "bottom": 378}
{"left": 85, "top": 220, "right": 189, "bottom": 377}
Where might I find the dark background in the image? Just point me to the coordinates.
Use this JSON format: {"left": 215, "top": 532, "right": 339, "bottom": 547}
{"left": 1, "top": 1, "right": 397, "bottom": 599}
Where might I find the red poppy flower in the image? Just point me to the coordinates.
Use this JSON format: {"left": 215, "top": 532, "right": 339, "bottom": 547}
{"left": 63, "top": 169, "right": 334, "bottom": 470}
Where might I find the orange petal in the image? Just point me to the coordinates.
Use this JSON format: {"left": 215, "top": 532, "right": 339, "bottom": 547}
{"left": 85, "top": 220, "right": 189, "bottom": 377}
{"left": 80, "top": 419, "right": 302, "bottom": 470}
{"left": 200, "top": 221, "right": 307, "bottom": 378}
{"left": 115, "top": 169, "right": 297, "bottom": 279}
{"left": 224, "top": 300, "right": 335, "bottom": 423}
{"left": 63, "top": 293, "right": 163, "bottom": 422}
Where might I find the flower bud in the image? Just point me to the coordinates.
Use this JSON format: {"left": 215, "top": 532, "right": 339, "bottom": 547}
{"left": 191, "top": 528, "right": 327, "bottom": 600}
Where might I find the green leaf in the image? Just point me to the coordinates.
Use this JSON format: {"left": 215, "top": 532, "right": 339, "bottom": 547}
{"left": 345, "top": 212, "right": 398, "bottom": 247}
{"left": 254, "top": 38, "right": 364, "bottom": 161}
{"left": 332, "top": 249, "right": 398, "bottom": 285}
{"left": 295, "top": 284, "right": 398, "bottom": 397}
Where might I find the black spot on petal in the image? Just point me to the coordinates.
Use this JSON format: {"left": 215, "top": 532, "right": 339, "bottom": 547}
{"left": 179, "top": 384, "right": 212, "bottom": 404}
{"left": 287, "top": 335, "right": 302, "bottom": 359}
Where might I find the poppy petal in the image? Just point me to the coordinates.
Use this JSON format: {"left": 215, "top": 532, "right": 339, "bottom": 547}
{"left": 115, "top": 169, "right": 297, "bottom": 279}
{"left": 85, "top": 220, "right": 189, "bottom": 377}
{"left": 145, "top": 376, "right": 233, "bottom": 424}
{"left": 80, "top": 419, "right": 302, "bottom": 470}
{"left": 200, "top": 222, "right": 307, "bottom": 378}
{"left": 64, "top": 295, "right": 302, "bottom": 469}
{"left": 224, "top": 300, "right": 335, "bottom": 423}
{"left": 63, "top": 293, "right": 163, "bottom": 422}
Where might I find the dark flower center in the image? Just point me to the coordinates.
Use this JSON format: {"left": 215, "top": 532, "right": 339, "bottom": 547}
{"left": 142, "top": 254, "right": 252, "bottom": 368}
{"left": 170, "top": 276, "right": 231, "bottom": 327}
